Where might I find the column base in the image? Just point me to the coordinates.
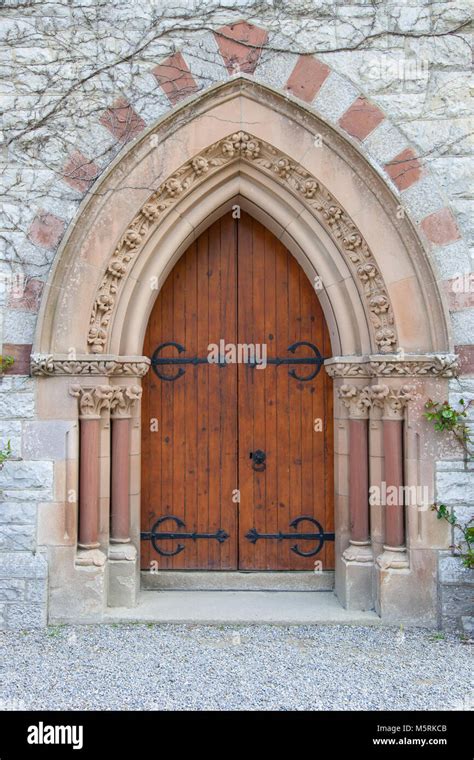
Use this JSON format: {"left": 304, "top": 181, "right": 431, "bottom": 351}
{"left": 376, "top": 545, "right": 409, "bottom": 570}
{"left": 337, "top": 543, "right": 374, "bottom": 611}
{"left": 75, "top": 548, "right": 107, "bottom": 567}
{"left": 108, "top": 543, "right": 138, "bottom": 608}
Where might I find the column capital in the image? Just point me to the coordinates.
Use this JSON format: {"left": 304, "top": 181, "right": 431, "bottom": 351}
{"left": 110, "top": 385, "right": 143, "bottom": 419}
{"left": 69, "top": 384, "right": 114, "bottom": 419}
{"left": 367, "top": 383, "right": 414, "bottom": 420}
{"left": 338, "top": 384, "right": 372, "bottom": 419}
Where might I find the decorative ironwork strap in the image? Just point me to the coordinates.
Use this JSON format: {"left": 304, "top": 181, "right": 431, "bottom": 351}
{"left": 141, "top": 515, "right": 229, "bottom": 557}
{"left": 245, "top": 517, "right": 334, "bottom": 557}
{"left": 152, "top": 341, "right": 325, "bottom": 382}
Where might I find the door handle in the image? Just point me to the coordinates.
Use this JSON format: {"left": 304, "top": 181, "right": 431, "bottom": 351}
{"left": 250, "top": 449, "right": 266, "bottom": 472}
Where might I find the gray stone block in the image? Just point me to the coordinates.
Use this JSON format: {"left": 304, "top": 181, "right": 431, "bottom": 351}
{"left": 0, "top": 460, "right": 54, "bottom": 491}
{"left": 0, "top": 524, "right": 36, "bottom": 551}
{"left": 25, "top": 578, "right": 47, "bottom": 603}
{"left": 0, "top": 579, "right": 25, "bottom": 601}
{"left": 0, "top": 392, "right": 35, "bottom": 419}
{"left": 5, "top": 602, "right": 46, "bottom": 629}
{"left": 0, "top": 502, "right": 37, "bottom": 524}
{"left": 441, "top": 586, "right": 474, "bottom": 632}
{"left": 0, "top": 552, "right": 47, "bottom": 579}
{"left": 439, "top": 553, "right": 474, "bottom": 585}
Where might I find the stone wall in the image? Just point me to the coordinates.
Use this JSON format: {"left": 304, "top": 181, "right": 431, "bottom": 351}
{"left": 0, "top": 0, "right": 472, "bottom": 628}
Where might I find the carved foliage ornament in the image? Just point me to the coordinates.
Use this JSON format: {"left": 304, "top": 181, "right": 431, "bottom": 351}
{"left": 87, "top": 131, "right": 397, "bottom": 355}
{"left": 31, "top": 354, "right": 150, "bottom": 377}
{"left": 69, "top": 384, "right": 142, "bottom": 418}
{"left": 69, "top": 384, "right": 114, "bottom": 418}
{"left": 110, "top": 385, "right": 142, "bottom": 418}
{"left": 338, "top": 383, "right": 414, "bottom": 419}
{"left": 325, "top": 354, "right": 459, "bottom": 379}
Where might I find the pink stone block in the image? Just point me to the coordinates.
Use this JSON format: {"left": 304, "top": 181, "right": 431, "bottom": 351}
{"left": 152, "top": 52, "right": 200, "bottom": 106}
{"left": 385, "top": 148, "right": 423, "bottom": 191}
{"left": 28, "top": 211, "right": 65, "bottom": 250}
{"left": 100, "top": 98, "right": 146, "bottom": 143}
{"left": 7, "top": 278, "right": 44, "bottom": 312}
{"left": 62, "top": 150, "right": 100, "bottom": 193}
{"left": 339, "top": 96, "right": 385, "bottom": 140}
{"left": 420, "top": 207, "right": 461, "bottom": 246}
{"left": 214, "top": 21, "right": 268, "bottom": 74}
{"left": 285, "top": 55, "right": 330, "bottom": 103}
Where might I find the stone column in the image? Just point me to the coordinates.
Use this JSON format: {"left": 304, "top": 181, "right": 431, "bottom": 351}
{"left": 70, "top": 385, "right": 113, "bottom": 557}
{"left": 372, "top": 384, "right": 413, "bottom": 570}
{"left": 108, "top": 384, "right": 142, "bottom": 607}
{"left": 337, "top": 384, "right": 373, "bottom": 609}
{"left": 110, "top": 385, "right": 142, "bottom": 544}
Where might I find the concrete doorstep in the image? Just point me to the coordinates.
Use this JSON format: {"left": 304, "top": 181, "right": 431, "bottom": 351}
{"left": 104, "top": 590, "right": 382, "bottom": 626}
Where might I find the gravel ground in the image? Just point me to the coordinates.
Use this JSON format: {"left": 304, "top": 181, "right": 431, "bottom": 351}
{"left": 0, "top": 624, "right": 471, "bottom": 711}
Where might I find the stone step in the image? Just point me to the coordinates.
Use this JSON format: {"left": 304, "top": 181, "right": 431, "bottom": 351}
{"left": 105, "top": 590, "right": 381, "bottom": 626}
{"left": 141, "top": 570, "right": 334, "bottom": 592}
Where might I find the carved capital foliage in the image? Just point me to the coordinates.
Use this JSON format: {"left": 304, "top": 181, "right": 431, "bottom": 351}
{"left": 369, "top": 384, "right": 414, "bottom": 420}
{"left": 31, "top": 354, "right": 150, "bottom": 377}
{"left": 87, "top": 132, "right": 397, "bottom": 355}
{"left": 110, "top": 385, "right": 143, "bottom": 418}
{"left": 69, "top": 384, "right": 114, "bottom": 418}
{"left": 338, "top": 382, "right": 414, "bottom": 419}
{"left": 338, "top": 384, "right": 372, "bottom": 419}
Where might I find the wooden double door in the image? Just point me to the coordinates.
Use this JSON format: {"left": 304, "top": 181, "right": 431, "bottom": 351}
{"left": 141, "top": 212, "right": 334, "bottom": 571}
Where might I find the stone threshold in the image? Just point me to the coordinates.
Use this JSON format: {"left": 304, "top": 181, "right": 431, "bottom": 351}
{"left": 141, "top": 570, "right": 334, "bottom": 592}
{"left": 104, "top": 590, "right": 382, "bottom": 626}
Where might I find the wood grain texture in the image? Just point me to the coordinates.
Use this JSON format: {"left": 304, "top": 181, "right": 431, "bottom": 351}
{"left": 141, "top": 212, "right": 333, "bottom": 570}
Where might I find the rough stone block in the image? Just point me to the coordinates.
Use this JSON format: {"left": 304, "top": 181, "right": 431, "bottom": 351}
{"left": 4, "top": 602, "right": 46, "bottom": 629}
{"left": 313, "top": 70, "right": 359, "bottom": 120}
{"left": 0, "top": 551, "right": 47, "bottom": 580}
{"left": 436, "top": 469, "right": 474, "bottom": 505}
{"left": 441, "top": 586, "right": 474, "bottom": 632}
{"left": 0, "top": 579, "right": 25, "bottom": 601}
{"left": 0, "top": 502, "right": 37, "bottom": 525}
{"left": 25, "top": 578, "right": 47, "bottom": 603}
{"left": 439, "top": 552, "right": 473, "bottom": 585}
{"left": 0, "top": 460, "right": 54, "bottom": 494}
{"left": 2, "top": 310, "right": 37, "bottom": 344}
{"left": 0, "top": 524, "right": 36, "bottom": 551}
{"left": 0, "top": 391, "right": 35, "bottom": 418}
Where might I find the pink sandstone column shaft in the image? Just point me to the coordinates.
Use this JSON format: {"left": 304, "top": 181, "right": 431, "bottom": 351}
{"left": 78, "top": 418, "right": 100, "bottom": 549}
{"left": 383, "top": 419, "right": 405, "bottom": 548}
{"left": 349, "top": 418, "right": 369, "bottom": 543}
{"left": 110, "top": 417, "right": 131, "bottom": 543}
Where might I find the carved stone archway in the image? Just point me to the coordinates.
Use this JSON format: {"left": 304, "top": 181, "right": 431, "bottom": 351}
{"left": 31, "top": 78, "right": 457, "bottom": 626}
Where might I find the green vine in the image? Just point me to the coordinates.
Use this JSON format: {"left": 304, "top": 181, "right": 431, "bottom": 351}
{"left": 0, "top": 440, "right": 12, "bottom": 469}
{"left": 424, "top": 398, "right": 473, "bottom": 458}
{"left": 0, "top": 354, "right": 15, "bottom": 373}
{"left": 431, "top": 503, "right": 474, "bottom": 570}
{"left": 424, "top": 399, "right": 473, "bottom": 570}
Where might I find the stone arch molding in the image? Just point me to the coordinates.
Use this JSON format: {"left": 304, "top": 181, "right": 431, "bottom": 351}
{"left": 33, "top": 78, "right": 453, "bottom": 371}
